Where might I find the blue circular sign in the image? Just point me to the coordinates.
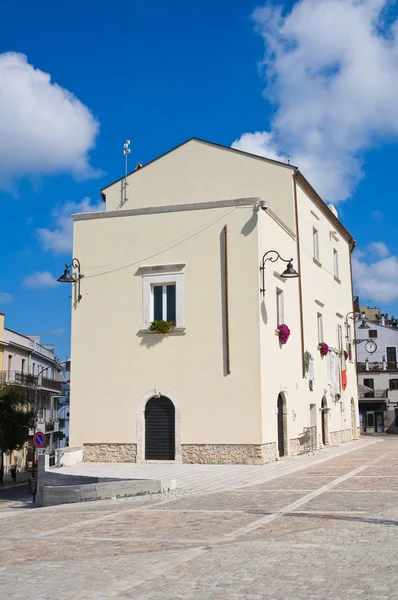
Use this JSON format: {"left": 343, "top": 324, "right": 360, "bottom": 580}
{"left": 33, "top": 431, "right": 46, "bottom": 448}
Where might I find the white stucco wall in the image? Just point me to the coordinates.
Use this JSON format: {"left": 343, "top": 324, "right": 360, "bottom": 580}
{"left": 102, "top": 139, "right": 296, "bottom": 233}
{"left": 70, "top": 142, "right": 358, "bottom": 457}
{"left": 294, "top": 181, "right": 358, "bottom": 440}
{"left": 70, "top": 203, "right": 263, "bottom": 447}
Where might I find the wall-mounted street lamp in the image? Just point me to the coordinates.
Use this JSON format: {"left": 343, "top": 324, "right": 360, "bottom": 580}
{"left": 345, "top": 310, "right": 370, "bottom": 345}
{"left": 260, "top": 250, "right": 299, "bottom": 297}
{"left": 57, "top": 258, "right": 83, "bottom": 302}
{"left": 358, "top": 312, "right": 370, "bottom": 329}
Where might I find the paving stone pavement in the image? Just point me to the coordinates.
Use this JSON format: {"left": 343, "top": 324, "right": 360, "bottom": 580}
{"left": 3, "top": 437, "right": 398, "bottom": 599}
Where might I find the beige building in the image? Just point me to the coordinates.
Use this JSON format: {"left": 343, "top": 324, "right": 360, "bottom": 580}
{"left": 0, "top": 316, "right": 64, "bottom": 471}
{"left": 69, "top": 138, "right": 359, "bottom": 464}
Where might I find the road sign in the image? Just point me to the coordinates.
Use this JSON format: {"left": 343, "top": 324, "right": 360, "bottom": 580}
{"left": 33, "top": 431, "right": 46, "bottom": 448}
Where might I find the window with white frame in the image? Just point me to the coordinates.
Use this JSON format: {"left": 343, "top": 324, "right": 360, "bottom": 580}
{"left": 313, "top": 228, "right": 320, "bottom": 262}
{"left": 337, "top": 324, "right": 343, "bottom": 351}
{"left": 142, "top": 269, "right": 184, "bottom": 330}
{"left": 152, "top": 284, "right": 176, "bottom": 322}
{"left": 333, "top": 248, "right": 339, "bottom": 279}
{"left": 317, "top": 312, "right": 324, "bottom": 344}
{"left": 276, "top": 288, "right": 284, "bottom": 326}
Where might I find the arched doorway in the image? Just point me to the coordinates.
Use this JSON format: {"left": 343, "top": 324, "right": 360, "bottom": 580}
{"left": 277, "top": 393, "right": 287, "bottom": 457}
{"left": 321, "top": 397, "right": 329, "bottom": 446}
{"left": 145, "top": 396, "right": 175, "bottom": 460}
{"left": 351, "top": 398, "right": 358, "bottom": 440}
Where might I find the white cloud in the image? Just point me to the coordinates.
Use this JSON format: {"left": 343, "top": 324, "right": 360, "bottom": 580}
{"left": 23, "top": 271, "right": 57, "bottom": 289}
{"left": 353, "top": 243, "right": 398, "bottom": 303}
{"left": 51, "top": 328, "right": 64, "bottom": 337}
{"left": 234, "top": 0, "right": 398, "bottom": 202}
{"left": 0, "top": 52, "right": 99, "bottom": 190}
{"left": 0, "top": 292, "right": 13, "bottom": 303}
{"left": 36, "top": 197, "right": 104, "bottom": 255}
{"left": 371, "top": 210, "right": 384, "bottom": 222}
{"left": 366, "top": 241, "right": 390, "bottom": 259}
{"left": 232, "top": 131, "right": 288, "bottom": 163}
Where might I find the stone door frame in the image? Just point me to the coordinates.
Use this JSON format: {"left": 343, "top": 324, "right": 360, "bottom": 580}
{"left": 136, "top": 389, "right": 182, "bottom": 463}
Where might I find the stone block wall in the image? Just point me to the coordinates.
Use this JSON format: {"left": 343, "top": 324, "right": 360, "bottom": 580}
{"left": 289, "top": 437, "right": 305, "bottom": 457}
{"left": 330, "top": 429, "right": 354, "bottom": 446}
{"left": 181, "top": 443, "right": 278, "bottom": 464}
{"left": 83, "top": 443, "right": 137, "bottom": 462}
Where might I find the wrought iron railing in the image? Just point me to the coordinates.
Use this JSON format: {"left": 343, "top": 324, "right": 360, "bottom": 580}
{"left": 357, "top": 362, "right": 398, "bottom": 372}
{"left": 40, "top": 376, "right": 62, "bottom": 392}
{"left": 0, "top": 370, "right": 37, "bottom": 386}
{"left": 358, "top": 388, "right": 388, "bottom": 399}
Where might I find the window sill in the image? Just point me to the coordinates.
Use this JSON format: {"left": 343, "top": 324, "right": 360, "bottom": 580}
{"left": 313, "top": 258, "right": 322, "bottom": 268}
{"left": 334, "top": 276, "right": 341, "bottom": 284}
{"left": 138, "top": 327, "right": 186, "bottom": 336}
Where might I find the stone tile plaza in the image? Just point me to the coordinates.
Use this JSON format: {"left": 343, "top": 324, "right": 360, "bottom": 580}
{"left": 2, "top": 437, "right": 398, "bottom": 599}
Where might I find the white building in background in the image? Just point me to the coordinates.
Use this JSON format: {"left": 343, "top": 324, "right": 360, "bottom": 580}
{"left": 69, "top": 138, "right": 358, "bottom": 464}
{"left": 0, "top": 313, "right": 64, "bottom": 471}
{"left": 355, "top": 309, "right": 398, "bottom": 434}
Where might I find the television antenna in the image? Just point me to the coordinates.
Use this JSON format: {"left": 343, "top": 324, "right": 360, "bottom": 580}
{"left": 123, "top": 140, "right": 131, "bottom": 204}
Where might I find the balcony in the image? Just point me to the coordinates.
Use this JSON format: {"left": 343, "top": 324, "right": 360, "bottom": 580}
{"left": 358, "top": 388, "right": 388, "bottom": 400}
{"left": 36, "top": 420, "right": 59, "bottom": 433}
{"left": 0, "top": 370, "right": 63, "bottom": 392}
{"left": 357, "top": 362, "right": 398, "bottom": 372}
{"left": 0, "top": 370, "right": 37, "bottom": 386}
{"left": 39, "top": 376, "right": 62, "bottom": 393}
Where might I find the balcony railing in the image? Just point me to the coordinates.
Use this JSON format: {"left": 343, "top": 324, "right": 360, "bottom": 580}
{"left": 40, "top": 376, "right": 62, "bottom": 393}
{"left": 357, "top": 362, "right": 398, "bottom": 372}
{"left": 0, "top": 370, "right": 63, "bottom": 392}
{"left": 358, "top": 388, "right": 389, "bottom": 399}
{"left": 0, "top": 370, "right": 37, "bottom": 386}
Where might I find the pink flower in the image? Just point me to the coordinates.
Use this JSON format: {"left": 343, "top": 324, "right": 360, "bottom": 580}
{"left": 344, "top": 350, "right": 348, "bottom": 361}
{"left": 277, "top": 324, "right": 291, "bottom": 345}
{"left": 319, "top": 342, "right": 329, "bottom": 357}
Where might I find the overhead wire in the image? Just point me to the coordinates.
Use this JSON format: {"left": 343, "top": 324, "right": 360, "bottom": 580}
{"left": 84, "top": 206, "right": 237, "bottom": 279}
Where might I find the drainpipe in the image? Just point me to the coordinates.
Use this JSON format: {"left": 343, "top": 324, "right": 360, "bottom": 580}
{"left": 293, "top": 173, "right": 305, "bottom": 378}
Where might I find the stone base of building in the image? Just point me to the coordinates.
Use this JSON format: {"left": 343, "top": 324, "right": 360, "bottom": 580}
{"left": 329, "top": 429, "right": 354, "bottom": 446}
{"left": 181, "top": 443, "right": 278, "bottom": 464}
{"left": 83, "top": 443, "right": 137, "bottom": 462}
{"left": 289, "top": 437, "right": 305, "bottom": 456}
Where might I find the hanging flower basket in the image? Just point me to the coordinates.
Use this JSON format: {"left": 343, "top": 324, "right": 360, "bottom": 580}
{"left": 319, "top": 342, "right": 329, "bottom": 357}
{"left": 276, "top": 324, "right": 291, "bottom": 345}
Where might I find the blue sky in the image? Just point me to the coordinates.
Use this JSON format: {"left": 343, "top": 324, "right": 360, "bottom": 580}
{"left": 1, "top": 0, "right": 398, "bottom": 360}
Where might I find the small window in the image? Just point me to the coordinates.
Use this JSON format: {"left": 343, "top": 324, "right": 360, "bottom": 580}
{"left": 21, "top": 359, "right": 25, "bottom": 374}
{"left": 276, "top": 289, "right": 284, "bottom": 326}
{"left": 142, "top": 271, "right": 184, "bottom": 330}
{"left": 152, "top": 284, "right": 176, "bottom": 322}
{"left": 317, "top": 313, "right": 324, "bottom": 344}
{"left": 368, "top": 330, "right": 377, "bottom": 338}
{"left": 364, "top": 378, "right": 374, "bottom": 390}
{"left": 313, "top": 228, "right": 319, "bottom": 261}
{"left": 337, "top": 324, "right": 343, "bottom": 351}
{"left": 389, "top": 380, "right": 398, "bottom": 391}
{"left": 333, "top": 248, "right": 339, "bottom": 279}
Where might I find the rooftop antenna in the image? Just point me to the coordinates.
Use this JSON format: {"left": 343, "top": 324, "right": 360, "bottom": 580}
{"left": 123, "top": 140, "right": 131, "bottom": 204}
{"left": 287, "top": 155, "right": 291, "bottom": 165}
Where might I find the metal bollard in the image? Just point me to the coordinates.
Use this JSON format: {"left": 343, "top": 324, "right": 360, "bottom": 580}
{"left": 28, "top": 477, "right": 37, "bottom": 502}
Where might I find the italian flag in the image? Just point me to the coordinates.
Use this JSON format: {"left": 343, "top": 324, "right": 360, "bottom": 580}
{"left": 341, "top": 342, "right": 347, "bottom": 391}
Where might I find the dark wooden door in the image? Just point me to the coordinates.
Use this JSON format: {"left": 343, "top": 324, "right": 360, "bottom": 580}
{"left": 145, "top": 396, "right": 175, "bottom": 460}
{"left": 277, "top": 394, "right": 285, "bottom": 457}
{"left": 387, "top": 347, "right": 397, "bottom": 368}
